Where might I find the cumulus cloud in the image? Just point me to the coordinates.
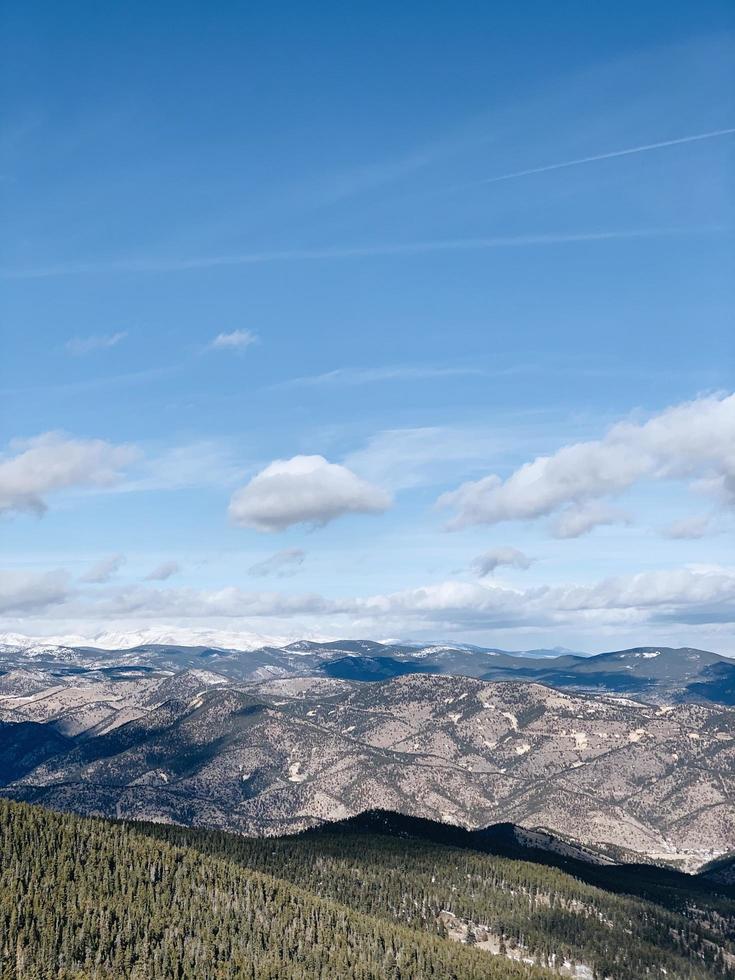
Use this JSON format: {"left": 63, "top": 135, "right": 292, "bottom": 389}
{"left": 439, "top": 393, "right": 735, "bottom": 530}
{"left": 471, "top": 547, "right": 533, "bottom": 577}
{"left": 0, "top": 432, "right": 139, "bottom": 516}
{"left": 248, "top": 548, "right": 306, "bottom": 577}
{"left": 210, "top": 330, "right": 257, "bottom": 351}
{"left": 0, "top": 570, "right": 72, "bottom": 615}
{"left": 144, "top": 561, "right": 181, "bottom": 581}
{"left": 662, "top": 514, "right": 712, "bottom": 540}
{"left": 551, "top": 503, "right": 631, "bottom": 539}
{"left": 65, "top": 331, "right": 127, "bottom": 355}
{"left": 228, "top": 455, "right": 392, "bottom": 532}
{"left": 80, "top": 554, "right": 126, "bottom": 584}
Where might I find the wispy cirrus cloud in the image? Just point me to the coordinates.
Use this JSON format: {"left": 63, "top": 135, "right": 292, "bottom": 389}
{"left": 119, "top": 440, "right": 244, "bottom": 493}
{"left": 210, "top": 329, "right": 258, "bottom": 351}
{"left": 248, "top": 548, "right": 305, "bottom": 578}
{"left": 274, "top": 364, "right": 487, "bottom": 389}
{"left": 65, "top": 331, "right": 127, "bottom": 355}
{"left": 345, "top": 426, "right": 508, "bottom": 493}
{"left": 1, "top": 227, "right": 707, "bottom": 280}
{"left": 80, "top": 554, "right": 126, "bottom": 584}
{"left": 144, "top": 561, "right": 181, "bottom": 581}
{"left": 662, "top": 514, "right": 713, "bottom": 540}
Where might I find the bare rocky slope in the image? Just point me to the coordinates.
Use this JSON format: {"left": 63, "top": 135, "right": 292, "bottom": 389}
{"left": 1, "top": 661, "right": 733, "bottom": 872}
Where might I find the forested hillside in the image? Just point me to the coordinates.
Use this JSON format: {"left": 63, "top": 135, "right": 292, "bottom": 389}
{"left": 1, "top": 800, "right": 733, "bottom": 979}
{"left": 0, "top": 799, "right": 550, "bottom": 980}
{"left": 139, "top": 814, "right": 735, "bottom": 980}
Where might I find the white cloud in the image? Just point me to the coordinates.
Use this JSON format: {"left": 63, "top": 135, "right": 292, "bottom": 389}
{"left": 0, "top": 570, "right": 72, "bottom": 615}
{"left": 248, "top": 548, "right": 305, "bottom": 577}
{"left": 662, "top": 514, "right": 712, "bottom": 540}
{"left": 551, "top": 503, "right": 631, "bottom": 539}
{"left": 144, "top": 561, "right": 181, "bottom": 581}
{"left": 11, "top": 563, "right": 735, "bottom": 639}
{"left": 210, "top": 330, "right": 258, "bottom": 351}
{"left": 471, "top": 547, "right": 533, "bottom": 577}
{"left": 228, "top": 455, "right": 392, "bottom": 532}
{"left": 0, "top": 432, "right": 139, "bottom": 516}
{"left": 439, "top": 393, "right": 735, "bottom": 530}
{"left": 80, "top": 554, "right": 126, "bottom": 584}
{"left": 65, "top": 331, "right": 127, "bottom": 355}
{"left": 345, "top": 567, "right": 735, "bottom": 631}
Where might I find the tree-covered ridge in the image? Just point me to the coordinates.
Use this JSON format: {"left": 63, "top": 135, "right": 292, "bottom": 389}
{"left": 1, "top": 798, "right": 733, "bottom": 979}
{"left": 136, "top": 814, "right": 735, "bottom": 980}
{"left": 0, "top": 798, "right": 550, "bottom": 980}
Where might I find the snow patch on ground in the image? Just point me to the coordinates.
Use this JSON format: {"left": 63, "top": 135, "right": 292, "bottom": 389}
{"left": 288, "top": 762, "right": 307, "bottom": 782}
{"left": 502, "top": 711, "right": 519, "bottom": 730}
{"left": 572, "top": 731, "right": 589, "bottom": 750}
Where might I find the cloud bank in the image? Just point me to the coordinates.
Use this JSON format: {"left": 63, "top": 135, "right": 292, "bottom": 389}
{"left": 0, "top": 570, "right": 72, "bottom": 615}
{"left": 3, "top": 564, "right": 733, "bottom": 639}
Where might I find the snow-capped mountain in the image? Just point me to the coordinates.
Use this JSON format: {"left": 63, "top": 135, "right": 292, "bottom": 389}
{"left": 0, "top": 626, "right": 311, "bottom": 654}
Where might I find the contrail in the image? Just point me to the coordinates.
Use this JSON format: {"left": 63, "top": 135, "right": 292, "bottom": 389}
{"left": 476, "top": 128, "right": 735, "bottom": 185}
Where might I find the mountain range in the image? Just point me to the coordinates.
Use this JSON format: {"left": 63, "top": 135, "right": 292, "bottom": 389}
{"left": 2, "top": 638, "right": 734, "bottom": 873}
{"left": 2, "top": 634, "right": 734, "bottom": 703}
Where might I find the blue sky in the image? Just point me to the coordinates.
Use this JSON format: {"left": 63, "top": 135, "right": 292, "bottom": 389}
{"left": 2, "top": 1, "right": 734, "bottom": 651}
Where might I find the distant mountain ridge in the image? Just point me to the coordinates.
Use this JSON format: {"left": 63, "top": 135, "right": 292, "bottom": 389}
{"left": 0, "top": 629, "right": 585, "bottom": 655}
{"left": 2, "top": 634, "right": 733, "bottom": 705}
